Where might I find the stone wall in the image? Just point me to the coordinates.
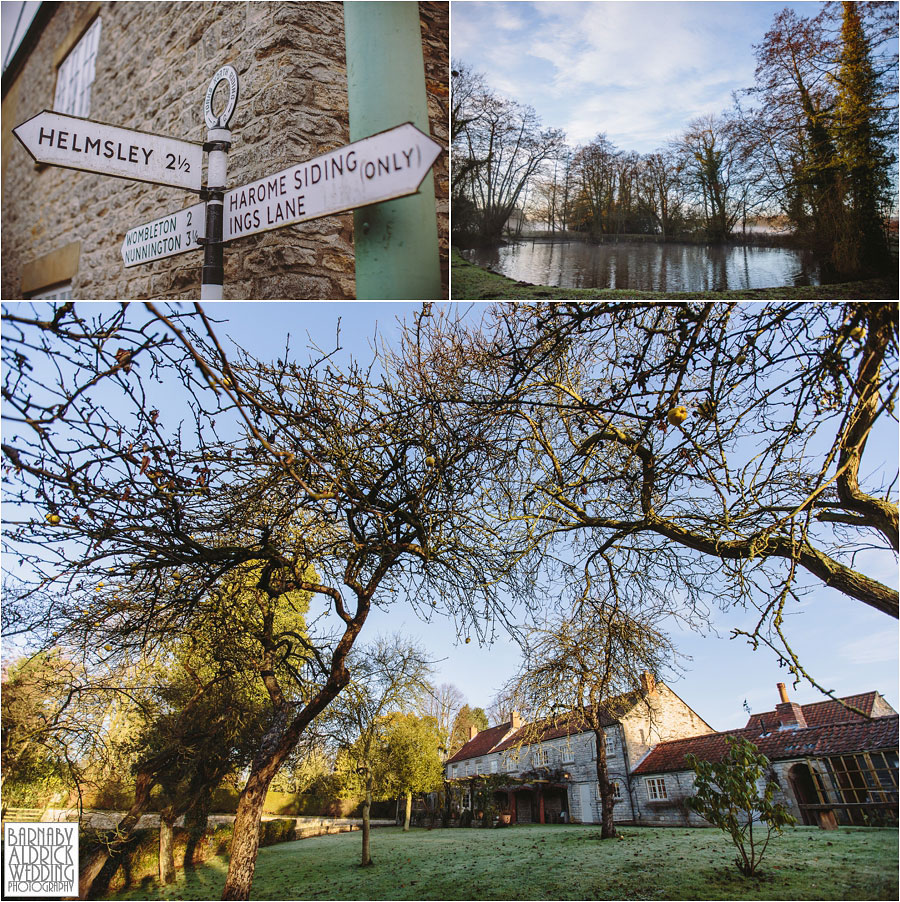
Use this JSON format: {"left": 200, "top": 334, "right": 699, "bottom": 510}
{"left": 620, "top": 685, "right": 716, "bottom": 775}
{"left": 2, "top": 1, "right": 448, "bottom": 299}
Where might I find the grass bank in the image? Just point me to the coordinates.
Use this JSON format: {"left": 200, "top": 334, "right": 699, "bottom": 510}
{"left": 111, "top": 824, "right": 897, "bottom": 901}
{"left": 451, "top": 248, "right": 898, "bottom": 300}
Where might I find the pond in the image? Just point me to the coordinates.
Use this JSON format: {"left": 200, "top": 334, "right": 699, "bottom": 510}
{"left": 463, "top": 239, "right": 821, "bottom": 293}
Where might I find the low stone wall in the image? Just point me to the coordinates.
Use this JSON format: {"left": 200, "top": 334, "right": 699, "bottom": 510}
{"left": 39, "top": 807, "right": 392, "bottom": 832}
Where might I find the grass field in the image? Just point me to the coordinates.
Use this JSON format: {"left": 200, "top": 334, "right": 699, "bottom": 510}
{"left": 111, "top": 824, "right": 898, "bottom": 901}
{"left": 451, "top": 248, "right": 899, "bottom": 300}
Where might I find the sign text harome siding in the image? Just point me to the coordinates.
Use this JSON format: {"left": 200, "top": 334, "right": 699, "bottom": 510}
{"left": 223, "top": 123, "right": 441, "bottom": 242}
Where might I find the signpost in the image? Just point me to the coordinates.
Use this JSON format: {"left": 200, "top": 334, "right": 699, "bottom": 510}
{"left": 13, "top": 110, "right": 202, "bottom": 191}
{"left": 222, "top": 123, "right": 441, "bottom": 242}
{"left": 121, "top": 202, "right": 206, "bottom": 267}
{"left": 120, "top": 122, "right": 441, "bottom": 266}
{"left": 16, "top": 62, "right": 443, "bottom": 297}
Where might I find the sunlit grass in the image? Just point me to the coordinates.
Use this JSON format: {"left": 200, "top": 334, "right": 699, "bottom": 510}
{"left": 111, "top": 823, "right": 897, "bottom": 901}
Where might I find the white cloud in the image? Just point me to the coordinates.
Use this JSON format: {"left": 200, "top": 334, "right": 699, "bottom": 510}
{"left": 841, "top": 629, "right": 900, "bottom": 667}
{"left": 453, "top": 1, "right": 776, "bottom": 152}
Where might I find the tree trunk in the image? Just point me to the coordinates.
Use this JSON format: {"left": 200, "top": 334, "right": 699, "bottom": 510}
{"left": 403, "top": 790, "right": 412, "bottom": 832}
{"left": 594, "top": 728, "right": 617, "bottom": 839}
{"left": 221, "top": 770, "right": 272, "bottom": 900}
{"left": 159, "top": 811, "right": 177, "bottom": 885}
{"left": 79, "top": 772, "right": 155, "bottom": 899}
{"left": 361, "top": 779, "right": 373, "bottom": 866}
{"left": 183, "top": 790, "right": 210, "bottom": 869}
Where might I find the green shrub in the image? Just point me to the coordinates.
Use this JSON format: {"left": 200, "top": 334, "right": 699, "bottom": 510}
{"left": 686, "top": 736, "right": 796, "bottom": 876}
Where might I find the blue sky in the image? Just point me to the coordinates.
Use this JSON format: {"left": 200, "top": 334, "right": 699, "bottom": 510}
{"left": 3, "top": 301, "right": 897, "bottom": 732}
{"left": 451, "top": 1, "right": 826, "bottom": 152}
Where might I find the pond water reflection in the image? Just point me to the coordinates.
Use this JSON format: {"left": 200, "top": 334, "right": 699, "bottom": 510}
{"left": 463, "top": 239, "right": 821, "bottom": 293}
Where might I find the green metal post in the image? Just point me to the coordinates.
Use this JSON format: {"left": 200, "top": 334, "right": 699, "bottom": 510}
{"left": 344, "top": 1, "right": 442, "bottom": 299}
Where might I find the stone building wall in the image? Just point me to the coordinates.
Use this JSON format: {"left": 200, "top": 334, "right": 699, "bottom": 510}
{"left": 620, "top": 684, "right": 716, "bottom": 774}
{"left": 1, "top": 1, "right": 448, "bottom": 300}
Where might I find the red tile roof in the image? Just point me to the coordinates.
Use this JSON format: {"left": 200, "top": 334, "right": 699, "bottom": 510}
{"left": 634, "top": 715, "right": 899, "bottom": 775}
{"left": 494, "top": 696, "right": 641, "bottom": 753}
{"left": 445, "top": 721, "right": 514, "bottom": 765}
{"left": 743, "top": 692, "right": 884, "bottom": 731}
{"left": 446, "top": 694, "right": 643, "bottom": 764}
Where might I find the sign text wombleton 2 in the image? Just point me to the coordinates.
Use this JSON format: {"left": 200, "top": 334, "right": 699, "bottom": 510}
{"left": 13, "top": 111, "right": 202, "bottom": 191}
{"left": 121, "top": 203, "right": 206, "bottom": 267}
{"left": 224, "top": 122, "right": 441, "bottom": 242}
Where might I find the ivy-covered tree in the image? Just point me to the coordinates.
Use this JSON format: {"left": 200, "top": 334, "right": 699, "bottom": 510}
{"left": 832, "top": 0, "right": 894, "bottom": 275}
{"left": 381, "top": 712, "right": 444, "bottom": 831}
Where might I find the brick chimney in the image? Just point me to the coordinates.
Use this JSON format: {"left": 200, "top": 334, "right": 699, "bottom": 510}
{"left": 468, "top": 723, "right": 479, "bottom": 741}
{"left": 511, "top": 710, "right": 521, "bottom": 730}
{"left": 640, "top": 671, "right": 657, "bottom": 695}
{"left": 775, "top": 683, "right": 807, "bottom": 730}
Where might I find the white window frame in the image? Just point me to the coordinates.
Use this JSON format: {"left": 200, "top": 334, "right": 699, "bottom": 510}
{"left": 597, "top": 781, "right": 622, "bottom": 800}
{"left": 28, "top": 281, "right": 73, "bottom": 300}
{"left": 605, "top": 734, "right": 615, "bottom": 756}
{"left": 505, "top": 752, "right": 518, "bottom": 771}
{"left": 54, "top": 17, "right": 102, "bottom": 118}
{"left": 475, "top": 758, "right": 483, "bottom": 774}
{"left": 561, "top": 740, "right": 575, "bottom": 763}
{"left": 534, "top": 747, "right": 550, "bottom": 767}
{"left": 646, "top": 777, "right": 668, "bottom": 801}
{"left": 490, "top": 758, "right": 498, "bottom": 774}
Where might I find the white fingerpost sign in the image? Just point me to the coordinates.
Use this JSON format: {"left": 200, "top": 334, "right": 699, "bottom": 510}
{"left": 121, "top": 202, "right": 206, "bottom": 267}
{"left": 12, "top": 111, "right": 202, "bottom": 191}
{"left": 223, "top": 122, "right": 441, "bottom": 242}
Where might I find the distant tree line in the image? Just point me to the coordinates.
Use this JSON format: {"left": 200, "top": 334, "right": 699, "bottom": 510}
{"left": 452, "top": 2, "right": 897, "bottom": 278}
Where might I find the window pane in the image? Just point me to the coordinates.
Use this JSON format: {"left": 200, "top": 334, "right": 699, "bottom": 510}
{"left": 55, "top": 18, "right": 102, "bottom": 117}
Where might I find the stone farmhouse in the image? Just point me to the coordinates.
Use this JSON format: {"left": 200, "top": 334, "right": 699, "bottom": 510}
{"left": 634, "top": 684, "right": 898, "bottom": 828}
{"left": 445, "top": 673, "right": 715, "bottom": 825}
{"left": 445, "top": 676, "right": 898, "bottom": 829}
{"left": 2, "top": 1, "right": 448, "bottom": 300}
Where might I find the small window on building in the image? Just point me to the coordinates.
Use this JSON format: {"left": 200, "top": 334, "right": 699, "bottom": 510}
{"left": 534, "top": 747, "right": 550, "bottom": 767}
{"left": 451, "top": 764, "right": 458, "bottom": 777}
{"left": 597, "top": 781, "right": 622, "bottom": 800}
{"left": 562, "top": 740, "right": 575, "bottom": 763}
{"left": 54, "top": 17, "right": 102, "bottom": 118}
{"left": 475, "top": 758, "right": 483, "bottom": 774}
{"left": 646, "top": 777, "right": 668, "bottom": 801}
{"left": 490, "top": 759, "right": 498, "bottom": 774}
{"left": 505, "top": 753, "right": 518, "bottom": 771}
{"left": 28, "top": 281, "right": 73, "bottom": 300}
{"left": 606, "top": 734, "right": 615, "bottom": 756}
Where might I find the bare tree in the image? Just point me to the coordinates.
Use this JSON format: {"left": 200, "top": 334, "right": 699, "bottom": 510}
{"left": 411, "top": 302, "right": 897, "bottom": 697}
{"left": 452, "top": 71, "right": 564, "bottom": 242}
{"left": 419, "top": 682, "right": 465, "bottom": 752}
{"left": 325, "top": 635, "right": 433, "bottom": 866}
{"left": 507, "top": 597, "right": 679, "bottom": 839}
{"left": 2, "top": 302, "right": 530, "bottom": 900}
